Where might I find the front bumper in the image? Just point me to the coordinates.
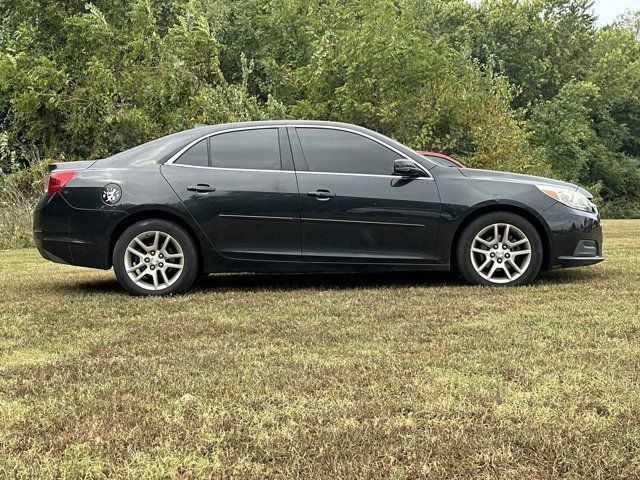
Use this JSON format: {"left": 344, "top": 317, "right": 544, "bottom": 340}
{"left": 33, "top": 193, "right": 127, "bottom": 269}
{"left": 542, "top": 202, "right": 604, "bottom": 269}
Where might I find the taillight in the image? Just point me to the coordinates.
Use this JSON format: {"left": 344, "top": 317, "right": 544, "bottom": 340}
{"left": 45, "top": 170, "right": 78, "bottom": 194}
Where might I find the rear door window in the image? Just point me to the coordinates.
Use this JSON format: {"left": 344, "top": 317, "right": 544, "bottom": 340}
{"left": 209, "top": 129, "right": 281, "bottom": 170}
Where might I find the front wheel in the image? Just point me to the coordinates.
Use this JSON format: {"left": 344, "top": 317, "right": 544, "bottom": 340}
{"left": 456, "top": 212, "right": 543, "bottom": 286}
{"left": 113, "top": 219, "right": 198, "bottom": 295}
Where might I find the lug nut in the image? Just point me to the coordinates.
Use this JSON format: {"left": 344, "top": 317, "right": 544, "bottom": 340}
{"left": 494, "top": 245, "right": 499, "bottom": 249}
{"left": 150, "top": 251, "right": 155, "bottom": 255}
{"left": 159, "top": 254, "right": 164, "bottom": 259}
{"left": 497, "top": 259, "right": 503, "bottom": 263}
{"left": 490, "top": 253, "right": 495, "bottom": 258}
{"left": 150, "top": 265, "right": 155, "bottom": 270}
{"left": 159, "top": 262, "right": 164, "bottom": 268}
{"left": 144, "top": 258, "right": 150, "bottom": 263}
{"left": 505, "top": 253, "right": 510, "bottom": 258}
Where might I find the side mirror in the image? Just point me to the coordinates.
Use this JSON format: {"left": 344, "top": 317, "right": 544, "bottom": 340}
{"left": 394, "top": 159, "right": 425, "bottom": 177}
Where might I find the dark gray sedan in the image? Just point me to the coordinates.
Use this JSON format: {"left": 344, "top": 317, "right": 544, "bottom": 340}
{"left": 33, "top": 121, "right": 603, "bottom": 295}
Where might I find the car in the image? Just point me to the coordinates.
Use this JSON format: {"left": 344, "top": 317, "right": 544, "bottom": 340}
{"left": 416, "top": 150, "right": 466, "bottom": 168}
{"left": 33, "top": 120, "right": 603, "bottom": 295}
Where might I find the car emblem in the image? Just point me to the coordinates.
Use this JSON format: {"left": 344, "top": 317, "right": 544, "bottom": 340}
{"left": 102, "top": 184, "right": 122, "bottom": 205}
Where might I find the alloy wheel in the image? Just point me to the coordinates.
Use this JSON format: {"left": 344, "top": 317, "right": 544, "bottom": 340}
{"left": 470, "top": 223, "right": 532, "bottom": 284}
{"left": 124, "top": 230, "right": 184, "bottom": 291}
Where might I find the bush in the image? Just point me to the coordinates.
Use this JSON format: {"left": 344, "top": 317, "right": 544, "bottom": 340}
{"left": 0, "top": 160, "right": 48, "bottom": 249}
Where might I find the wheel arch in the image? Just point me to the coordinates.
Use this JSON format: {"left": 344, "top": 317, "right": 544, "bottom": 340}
{"left": 108, "top": 208, "right": 204, "bottom": 271}
{"left": 450, "top": 203, "right": 552, "bottom": 272}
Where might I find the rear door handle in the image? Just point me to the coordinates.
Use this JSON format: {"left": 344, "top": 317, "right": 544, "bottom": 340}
{"left": 307, "top": 189, "right": 335, "bottom": 200}
{"left": 187, "top": 184, "right": 216, "bottom": 193}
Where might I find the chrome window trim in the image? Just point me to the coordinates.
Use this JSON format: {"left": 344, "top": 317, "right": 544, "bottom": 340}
{"left": 166, "top": 163, "right": 295, "bottom": 174}
{"left": 297, "top": 171, "right": 433, "bottom": 180}
{"left": 167, "top": 163, "right": 433, "bottom": 180}
{"left": 164, "top": 124, "right": 433, "bottom": 180}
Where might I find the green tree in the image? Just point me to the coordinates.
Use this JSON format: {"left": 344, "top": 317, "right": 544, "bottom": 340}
{"left": 1, "top": 0, "right": 639, "bottom": 218}
{"left": 0, "top": 0, "right": 283, "bottom": 166}
{"left": 220, "top": 0, "right": 539, "bottom": 172}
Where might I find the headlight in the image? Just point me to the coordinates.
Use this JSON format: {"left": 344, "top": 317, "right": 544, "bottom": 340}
{"left": 536, "top": 185, "right": 593, "bottom": 212}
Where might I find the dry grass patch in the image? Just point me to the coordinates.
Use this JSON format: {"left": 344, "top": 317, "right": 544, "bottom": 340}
{"left": 1, "top": 220, "right": 639, "bottom": 478}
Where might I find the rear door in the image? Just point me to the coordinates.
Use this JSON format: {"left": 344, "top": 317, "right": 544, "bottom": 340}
{"left": 290, "top": 126, "right": 441, "bottom": 264}
{"left": 161, "top": 127, "right": 301, "bottom": 261}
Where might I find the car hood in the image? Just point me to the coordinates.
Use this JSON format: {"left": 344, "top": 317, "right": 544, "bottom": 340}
{"left": 459, "top": 168, "right": 592, "bottom": 199}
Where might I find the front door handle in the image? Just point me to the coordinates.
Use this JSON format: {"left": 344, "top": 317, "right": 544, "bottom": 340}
{"left": 187, "top": 184, "right": 216, "bottom": 193}
{"left": 307, "top": 189, "right": 335, "bottom": 200}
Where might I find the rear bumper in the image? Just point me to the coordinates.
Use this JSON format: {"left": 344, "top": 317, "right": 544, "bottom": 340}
{"left": 542, "top": 202, "right": 604, "bottom": 269}
{"left": 33, "top": 193, "right": 127, "bottom": 269}
{"left": 34, "top": 233, "right": 72, "bottom": 265}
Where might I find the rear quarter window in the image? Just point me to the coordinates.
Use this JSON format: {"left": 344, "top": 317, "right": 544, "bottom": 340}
{"left": 175, "top": 138, "right": 208, "bottom": 167}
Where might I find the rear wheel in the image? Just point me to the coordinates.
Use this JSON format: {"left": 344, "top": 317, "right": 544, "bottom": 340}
{"left": 113, "top": 219, "right": 198, "bottom": 295}
{"left": 456, "top": 212, "right": 543, "bottom": 286}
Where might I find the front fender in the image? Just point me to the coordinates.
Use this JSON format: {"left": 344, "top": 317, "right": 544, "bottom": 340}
{"left": 433, "top": 170, "right": 557, "bottom": 265}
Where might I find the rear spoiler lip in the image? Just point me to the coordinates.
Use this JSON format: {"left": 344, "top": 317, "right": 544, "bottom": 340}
{"left": 48, "top": 160, "right": 96, "bottom": 172}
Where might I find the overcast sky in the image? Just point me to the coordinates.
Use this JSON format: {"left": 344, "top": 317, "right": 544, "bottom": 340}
{"left": 592, "top": 0, "right": 638, "bottom": 26}
{"left": 466, "top": 1, "right": 638, "bottom": 26}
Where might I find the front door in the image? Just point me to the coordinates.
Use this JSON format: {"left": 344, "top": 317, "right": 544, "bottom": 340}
{"left": 161, "top": 127, "right": 301, "bottom": 261}
{"left": 290, "top": 126, "right": 441, "bottom": 264}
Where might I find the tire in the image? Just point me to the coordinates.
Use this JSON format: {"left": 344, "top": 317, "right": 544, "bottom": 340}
{"left": 456, "top": 212, "right": 543, "bottom": 286}
{"left": 113, "top": 219, "right": 198, "bottom": 295}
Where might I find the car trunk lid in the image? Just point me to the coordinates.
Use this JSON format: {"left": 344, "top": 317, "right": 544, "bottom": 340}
{"left": 48, "top": 160, "right": 96, "bottom": 172}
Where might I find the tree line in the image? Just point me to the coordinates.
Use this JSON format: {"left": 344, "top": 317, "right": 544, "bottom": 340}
{"left": 1, "top": 0, "right": 639, "bottom": 216}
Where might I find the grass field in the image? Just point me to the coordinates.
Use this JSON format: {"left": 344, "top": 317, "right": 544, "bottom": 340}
{"left": 1, "top": 219, "right": 639, "bottom": 479}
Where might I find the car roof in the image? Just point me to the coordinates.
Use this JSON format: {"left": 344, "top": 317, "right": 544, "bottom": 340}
{"left": 192, "top": 120, "right": 375, "bottom": 134}
{"left": 100, "top": 120, "right": 433, "bottom": 167}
